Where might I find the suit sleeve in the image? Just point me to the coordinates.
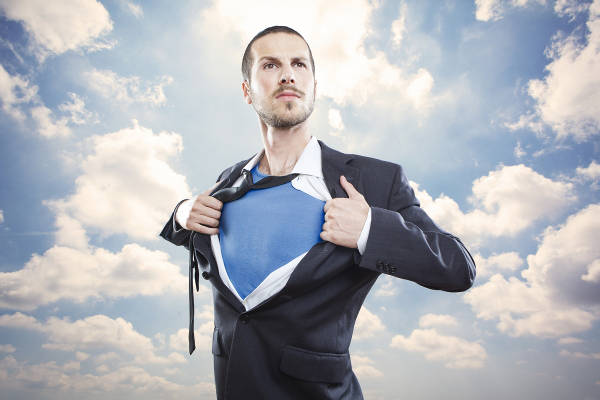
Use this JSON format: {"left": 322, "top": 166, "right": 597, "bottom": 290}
{"left": 357, "top": 165, "right": 476, "bottom": 292}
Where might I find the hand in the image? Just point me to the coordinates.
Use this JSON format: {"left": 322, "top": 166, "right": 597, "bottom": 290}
{"left": 182, "top": 181, "right": 224, "bottom": 235}
{"left": 320, "top": 175, "right": 370, "bottom": 248}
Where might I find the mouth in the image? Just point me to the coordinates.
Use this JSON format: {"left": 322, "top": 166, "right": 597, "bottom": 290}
{"left": 275, "top": 91, "right": 301, "bottom": 99}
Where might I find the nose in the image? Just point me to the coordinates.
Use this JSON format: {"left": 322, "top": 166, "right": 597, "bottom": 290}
{"left": 280, "top": 66, "right": 295, "bottom": 85}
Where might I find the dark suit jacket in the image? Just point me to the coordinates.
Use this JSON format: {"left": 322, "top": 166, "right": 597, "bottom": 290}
{"left": 160, "top": 140, "right": 476, "bottom": 400}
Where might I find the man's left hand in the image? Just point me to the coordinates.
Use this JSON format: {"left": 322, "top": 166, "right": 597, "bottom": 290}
{"left": 320, "top": 175, "right": 370, "bottom": 248}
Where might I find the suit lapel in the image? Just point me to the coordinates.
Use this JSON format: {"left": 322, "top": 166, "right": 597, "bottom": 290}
{"left": 192, "top": 155, "right": 254, "bottom": 311}
{"left": 194, "top": 140, "right": 363, "bottom": 311}
{"left": 267, "top": 140, "right": 363, "bottom": 302}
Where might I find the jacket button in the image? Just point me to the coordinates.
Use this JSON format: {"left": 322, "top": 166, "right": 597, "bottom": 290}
{"left": 201, "top": 271, "right": 210, "bottom": 280}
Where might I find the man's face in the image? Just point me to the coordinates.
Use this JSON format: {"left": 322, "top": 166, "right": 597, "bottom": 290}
{"left": 243, "top": 33, "right": 316, "bottom": 128}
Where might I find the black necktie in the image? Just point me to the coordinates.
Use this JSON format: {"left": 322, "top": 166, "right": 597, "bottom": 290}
{"left": 187, "top": 169, "right": 299, "bottom": 354}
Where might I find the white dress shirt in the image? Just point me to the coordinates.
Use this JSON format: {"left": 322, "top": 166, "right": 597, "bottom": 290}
{"left": 177, "top": 136, "right": 372, "bottom": 310}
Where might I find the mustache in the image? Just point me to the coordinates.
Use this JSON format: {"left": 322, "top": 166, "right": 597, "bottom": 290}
{"left": 273, "top": 86, "right": 304, "bottom": 97}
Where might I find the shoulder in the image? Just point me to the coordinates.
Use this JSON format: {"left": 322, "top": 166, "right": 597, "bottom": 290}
{"left": 320, "top": 140, "right": 405, "bottom": 178}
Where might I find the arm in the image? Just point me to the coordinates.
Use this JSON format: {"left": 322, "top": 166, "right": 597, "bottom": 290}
{"left": 357, "top": 165, "right": 476, "bottom": 292}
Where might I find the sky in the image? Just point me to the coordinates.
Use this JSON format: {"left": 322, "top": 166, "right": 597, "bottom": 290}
{"left": 0, "top": 0, "right": 599, "bottom": 399}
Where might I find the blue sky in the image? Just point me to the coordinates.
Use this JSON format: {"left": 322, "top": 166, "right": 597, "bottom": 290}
{"left": 0, "top": 0, "right": 599, "bottom": 399}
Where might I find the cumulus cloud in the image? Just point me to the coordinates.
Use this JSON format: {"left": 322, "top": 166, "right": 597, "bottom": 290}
{"left": 419, "top": 314, "right": 458, "bottom": 328}
{"left": 0, "top": 65, "right": 95, "bottom": 136}
{"left": 374, "top": 276, "right": 399, "bottom": 297}
{"left": 0, "top": 313, "right": 184, "bottom": 365}
{"left": 576, "top": 160, "right": 600, "bottom": 183}
{"left": 0, "top": 344, "right": 16, "bottom": 353}
{"left": 122, "top": 1, "right": 143, "bottom": 18}
{"left": 169, "top": 305, "right": 214, "bottom": 352}
{"left": 0, "top": 0, "right": 114, "bottom": 60}
{"left": 558, "top": 337, "right": 584, "bottom": 345}
{"left": 0, "top": 209, "right": 3, "bottom": 224}
{"left": 414, "top": 164, "right": 575, "bottom": 247}
{"left": 353, "top": 306, "right": 385, "bottom": 340}
{"left": 473, "top": 251, "right": 524, "bottom": 278}
{"left": 464, "top": 204, "right": 600, "bottom": 338}
{"left": 512, "top": 0, "right": 600, "bottom": 141}
{"left": 559, "top": 349, "right": 600, "bottom": 359}
{"left": 0, "top": 64, "right": 37, "bottom": 121}
{"left": 49, "top": 120, "right": 191, "bottom": 240}
{"left": 391, "top": 2, "right": 408, "bottom": 48}
{"left": 474, "top": 0, "right": 546, "bottom": 22}
{"left": 196, "top": 0, "right": 436, "bottom": 112}
{"left": 351, "top": 354, "right": 383, "bottom": 379}
{"left": 391, "top": 328, "right": 487, "bottom": 369}
{"left": 328, "top": 108, "right": 345, "bottom": 133}
{"left": 0, "top": 356, "right": 215, "bottom": 397}
{"left": 85, "top": 69, "right": 173, "bottom": 106}
{"left": 0, "top": 240, "right": 188, "bottom": 311}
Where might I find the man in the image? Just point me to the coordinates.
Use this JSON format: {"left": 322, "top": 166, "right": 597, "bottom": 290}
{"left": 160, "top": 26, "right": 476, "bottom": 400}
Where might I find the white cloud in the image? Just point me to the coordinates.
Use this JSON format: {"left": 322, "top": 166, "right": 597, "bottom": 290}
{"left": 473, "top": 251, "right": 524, "bottom": 278}
{"left": 169, "top": 305, "right": 214, "bottom": 352}
{"left": 464, "top": 204, "right": 600, "bottom": 338}
{"left": 474, "top": 0, "right": 546, "bottom": 22}
{"left": 514, "top": 141, "right": 526, "bottom": 158}
{"left": 418, "top": 314, "right": 458, "bottom": 328}
{"left": 0, "top": 209, "right": 3, "bottom": 224}
{"left": 559, "top": 349, "right": 600, "bottom": 359}
{"left": 554, "top": 0, "right": 592, "bottom": 18}
{"left": 374, "top": 276, "right": 398, "bottom": 297}
{"left": 0, "top": 313, "right": 184, "bottom": 365}
{"left": 0, "top": 241, "right": 188, "bottom": 311}
{"left": 197, "top": 0, "right": 436, "bottom": 112}
{"left": 414, "top": 164, "right": 575, "bottom": 247}
{"left": 391, "top": 2, "right": 408, "bottom": 47}
{"left": 122, "top": 1, "right": 143, "bottom": 18}
{"left": 391, "top": 328, "right": 487, "bottom": 369}
{"left": 0, "top": 344, "right": 16, "bottom": 353}
{"left": 557, "top": 337, "right": 584, "bottom": 345}
{"left": 351, "top": 354, "right": 383, "bottom": 379}
{"left": 85, "top": 69, "right": 173, "bottom": 106}
{"left": 519, "top": 0, "right": 600, "bottom": 141}
{"left": 49, "top": 120, "right": 191, "bottom": 240}
{"left": 328, "top": 108, "right": 345, "bottom": 132}
{"left": 0, "top": 356, "right": 215, "bottom": 396}
{"left": 0, "top": 0, "right": 113, "bottom": 60}
{"left": 0, "top": 66, "right": 95, "bottom": 136}
{"left": 353, "top": 306, "right": 385, "bottom": 340}
{"left": 576, "top": 160, "right": 600, "bottom": 182}
{"left": 0, "top": 64, "right": 37, "bottom": 121}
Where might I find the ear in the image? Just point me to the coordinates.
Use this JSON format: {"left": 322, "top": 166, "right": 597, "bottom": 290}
{"left": 242, "top": 80, "right": 252, "bottom": 104}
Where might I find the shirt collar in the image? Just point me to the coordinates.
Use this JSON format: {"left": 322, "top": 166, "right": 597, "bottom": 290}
{"left": 242, "top": 136, "right": 323, "bottom": 178}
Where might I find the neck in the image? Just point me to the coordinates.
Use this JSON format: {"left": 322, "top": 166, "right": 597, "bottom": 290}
{"left": 258, "top": 119, "right": 311, "bottom": 176}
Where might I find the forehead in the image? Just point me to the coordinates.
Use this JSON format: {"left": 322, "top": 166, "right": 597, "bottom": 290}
{"left": 250, "top": 32, "right": 310, "bottom": 64}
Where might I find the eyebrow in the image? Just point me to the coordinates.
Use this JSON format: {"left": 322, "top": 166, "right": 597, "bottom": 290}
{"left": 258, "top": 56, "right": 309, "bottom": 64}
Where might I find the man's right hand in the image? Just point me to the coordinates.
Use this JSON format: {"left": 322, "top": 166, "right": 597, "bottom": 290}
{"left": 176, "top": 181, "right": 223, "bottom": 235}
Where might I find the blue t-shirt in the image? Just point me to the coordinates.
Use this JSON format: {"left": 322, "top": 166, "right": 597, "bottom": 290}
{"left": 218, "top": 165, "right": 325, "bottom": 299}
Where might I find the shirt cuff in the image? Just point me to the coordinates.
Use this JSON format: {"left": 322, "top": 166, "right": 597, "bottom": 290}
{"left": 175, "top": 199, "right": 193, "bottom": 231}
{"left": 356, "top": 207, "right": 371, "bottom": 255}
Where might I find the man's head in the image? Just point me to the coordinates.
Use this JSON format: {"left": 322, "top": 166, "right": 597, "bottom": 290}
{"left": 241, "top": 26, "right": 315, "bottom": 84}
{"left": 241, "top": 26, "right": 317, "bottom": 129}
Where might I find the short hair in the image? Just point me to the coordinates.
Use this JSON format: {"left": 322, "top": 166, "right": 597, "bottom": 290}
{"left": 241, "top": 26, "right": 315, "bottom": 83}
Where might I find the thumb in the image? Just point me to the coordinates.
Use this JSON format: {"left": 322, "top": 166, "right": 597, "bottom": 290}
{"left": 340, "top": 175, "right": 362, "bottom": 199}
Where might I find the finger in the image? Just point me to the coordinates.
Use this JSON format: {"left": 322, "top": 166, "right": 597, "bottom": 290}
{"left": 190, "top": 214, "right": 220, "bottom": 228}
{"left": 340, "top": 175, "right": 362, "bottom": 199}
{"left": 198, "top": 194, "right": 223, "bottom": 211}
{"left": 323, "top": 199, "right": 332, "bottom": 213}
{"left": 320, "top": 231, "right": 329, "bottom": 242}
{"left": 188, "top": 222, "right": 219, "bottom": 235}
{"left": 192, "top": 203, "right": 221, "bottom": 220}
{"left": 202, "top": 179, "right": 224, "bottom": 196}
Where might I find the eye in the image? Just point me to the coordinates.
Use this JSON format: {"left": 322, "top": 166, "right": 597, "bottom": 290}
{"left": 263, "top": 63, "right": 277, "bottom": 69}
{"left": 294, "top": 62, "right": 306, "bottom": 68}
